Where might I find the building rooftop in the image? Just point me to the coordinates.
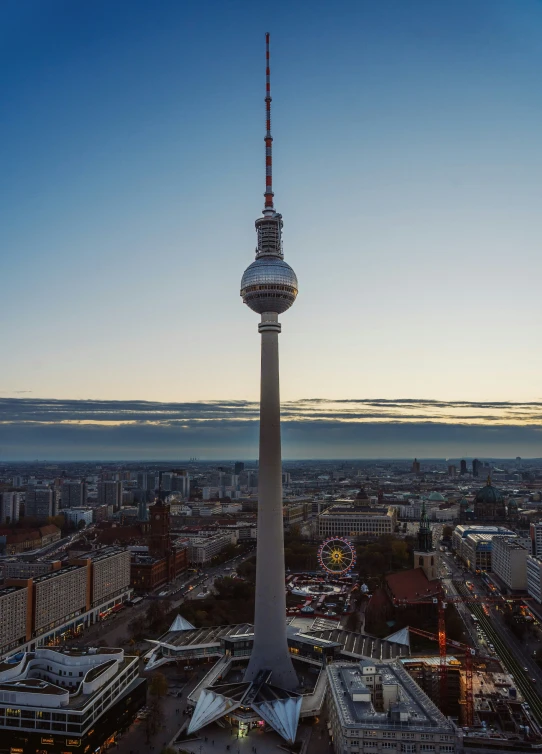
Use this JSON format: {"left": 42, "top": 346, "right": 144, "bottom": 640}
{"left": 386, "top": 567, "right": 440, "bottom": 602}
{"left": 328, "top": 661, "right": 455, "bottom": 734}
{"left": 300, "top": 626, "right": 409, "bottom": 661}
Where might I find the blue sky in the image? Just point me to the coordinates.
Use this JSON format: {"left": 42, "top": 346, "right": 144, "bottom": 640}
{"left": 1, "top": 0, "right": 542, "bottom": 458}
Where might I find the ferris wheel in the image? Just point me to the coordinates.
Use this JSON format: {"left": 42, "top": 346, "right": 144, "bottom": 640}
{"left": 318, "top": 537, "right": 356, "bottom": 575}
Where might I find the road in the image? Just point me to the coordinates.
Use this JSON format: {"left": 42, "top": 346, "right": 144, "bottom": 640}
{"left": 452, "top": 578, "right": 542, "bottom": 724}
{"left": 76, "top": 549, "right": 256, "bottom": 649}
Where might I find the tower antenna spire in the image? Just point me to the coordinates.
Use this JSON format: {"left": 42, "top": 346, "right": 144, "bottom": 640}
{"left": 264, "top": 32, "right": 274, "bottom": 214}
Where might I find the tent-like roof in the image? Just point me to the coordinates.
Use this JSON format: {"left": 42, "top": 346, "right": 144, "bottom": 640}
{"left": 169, "top": 614, "right": 195, "bottom": 632}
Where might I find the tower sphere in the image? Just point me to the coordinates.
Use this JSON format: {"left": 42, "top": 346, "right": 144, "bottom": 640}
{"left": 240, "top": 256, "right": 298, "bottom": 314}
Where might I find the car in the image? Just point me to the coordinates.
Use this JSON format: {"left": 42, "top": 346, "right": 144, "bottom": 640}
{"left": 524, "top": 667, "right": 529, "bottom": 672}
{"left": 531, "top": 678, "right": 537, "bottom": 684}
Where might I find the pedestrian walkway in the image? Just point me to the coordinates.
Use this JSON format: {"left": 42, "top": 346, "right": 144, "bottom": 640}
{"left": 174, "top": 722, "right": 314, "bottom": 754}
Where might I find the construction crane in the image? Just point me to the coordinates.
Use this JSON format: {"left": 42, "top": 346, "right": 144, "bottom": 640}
{"left": 394, "top": 588, "right": 528, "bottom": 724}
{"left": 407, "top": 625, "right": 492, "bottom": 726}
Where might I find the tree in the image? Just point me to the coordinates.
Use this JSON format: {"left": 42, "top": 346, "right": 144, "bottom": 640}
{"left": 146, "top": 601, "right": 167, "bottom": 631}
{"left": 149, "top": 671, "right": 168, "bottom": 698}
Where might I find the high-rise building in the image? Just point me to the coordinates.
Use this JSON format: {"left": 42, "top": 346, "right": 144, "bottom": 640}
{"left": 62, "top": 481, "right": 87, "bottom": 508}
{"left": 460, "top": 459, "right": 467, "bottom": 475}
{"left": 472, "top": 458, "right": 482, "bottom": 478}
{"left": 24, "top": 485, "right": 53, "bottom": 519}
{"left": 97, "top": 480, "right": 123, "bottom": 510}
{"left": 189, "top": 34, "right": 301, "bottom": 744}
{"left": 448, "top": 464, "right": 456, "bottom": 477}
{"left": 0, "top": 491, "right": 21, "bottom": 523}
{"left": 234, "top": 461, "right": 245, "bottom": 475}
{"left": 412, "top": 458, "right": 421, "bottom": 474}
{"left": 492, "top": 537, "right": 527, "bottom": 591}
{"left": 530, "top": 522, "right": 542, "bottom": 557}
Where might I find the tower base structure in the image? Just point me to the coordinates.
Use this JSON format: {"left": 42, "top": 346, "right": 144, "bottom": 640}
{"left": 188, "top": 667, "right": 302, "bottom": 743}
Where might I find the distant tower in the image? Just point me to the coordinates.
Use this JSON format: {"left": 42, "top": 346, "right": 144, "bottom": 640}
{"left": 414, "top": 502, "right": 437, "bottom": 580}
{"left": 460, "top": 459, "right": 467, "bottom": 476}
{"left": 472, "top": 458, "right": 482, "bottom": 478}
{"left": 240, "top": 32, "right": 298, "bottom": 691}
{"left": 412, "top": 458, "right": 421, "bottom": 475}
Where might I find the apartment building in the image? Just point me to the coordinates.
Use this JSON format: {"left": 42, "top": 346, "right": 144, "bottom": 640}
{"left": 97, "top": 480, "right": 123, "bottom": 510}
{"left": 25, "top": 485, "right": 54, "bottom": 518}
{"left": 0, "top": 491, "right": 21, "bottom": 523}
{"left": 83, "top": 546, "right": 131, "bottom": 607}
{"left": 318, "top": 503, "right": 397, "bottom": 539}
{"left": 32, "top": 565, "right": 89, "bottom": 636}
{"left": 1, "top": 548, "right": 132, "bottom": 660}
{"left": 61, "top": 481, "right": 87, "bottom": 508}
{"left": 0, "top": 585, "right": 30, "bottom": 656}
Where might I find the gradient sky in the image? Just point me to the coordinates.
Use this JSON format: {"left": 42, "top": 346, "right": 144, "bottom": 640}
{"left": 1, "top": 0, "right": 542, "bottom": 458}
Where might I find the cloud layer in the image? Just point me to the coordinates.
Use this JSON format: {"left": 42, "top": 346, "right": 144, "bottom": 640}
{"left": 1, "top": 397, "right": 541, "bottom": 460}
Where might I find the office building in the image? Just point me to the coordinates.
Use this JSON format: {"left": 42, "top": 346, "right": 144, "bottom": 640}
{"left": 326, "top": 660, "right": 459, "bottom": 754}
{"left": 97, "top": 480, "right": 123, "bottom": 510}
{"left": 234, "top": 461, "right": 245, "bottom": 475}
{"left": 61, "top": 481, "right": 87, "bottom": 508}
{"left": 0, "top": 491, "right": 21, "bottom": 523}
{"left": 318, "top": 503, "right": 397, "bottom": 539}
{"left": 491, "top": 537, "right": 528, "bottom": 591}
{"left": 472, "top": 458, "right": 482, "bottom": 478}
{"left": 25, "top": 485, "right": 54, "bottom": 519}
{"left": 0, "top": 647, "right": 146, "bottom": 754}
{"left": 460, "top": 459, "right": 467, "bottom": 475}
{"left": 412, "top": 458, "right": 421, "bottom": 475}
{"left": 527, "top": 555, "right": 542, "bottom": 604}
{"left": 187, "top": 532, "right": 234, "bottom": 565}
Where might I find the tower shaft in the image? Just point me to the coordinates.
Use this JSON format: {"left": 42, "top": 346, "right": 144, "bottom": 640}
{"left": 244, "top": 312, "right": 297, "bottom": 689}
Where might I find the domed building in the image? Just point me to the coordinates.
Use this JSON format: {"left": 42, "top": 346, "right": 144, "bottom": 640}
{"left": 460, "top": 476, "right": 511, "bottom": 524}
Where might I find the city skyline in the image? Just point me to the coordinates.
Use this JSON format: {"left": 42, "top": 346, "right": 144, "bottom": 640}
{"left": 2, "top": 395, "right": 542, "bottom": 460}
{"left": 2, "top": 0, "right": 542, "bottom": 456}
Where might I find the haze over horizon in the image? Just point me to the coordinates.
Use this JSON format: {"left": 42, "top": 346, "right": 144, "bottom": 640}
{"left": 2, "top": 0, "right": 541, "bottom": 458}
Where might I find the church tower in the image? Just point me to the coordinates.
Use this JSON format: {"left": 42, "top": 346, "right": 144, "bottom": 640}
{"left": 414, "top": 501, "right": 438, "bottom": 581}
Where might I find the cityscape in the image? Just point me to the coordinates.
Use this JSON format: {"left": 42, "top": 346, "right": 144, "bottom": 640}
{"left": 2, "top": 3, "right": 542, "bottom": 754}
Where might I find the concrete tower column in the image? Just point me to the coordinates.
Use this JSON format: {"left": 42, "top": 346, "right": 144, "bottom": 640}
{"left": 244, "top": 311, "right": 298, "bottom": 690}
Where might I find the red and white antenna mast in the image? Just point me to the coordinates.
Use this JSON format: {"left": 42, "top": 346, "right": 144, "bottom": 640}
{"left": 264, "top": 32, "right": 274, "bottom": 214}
{"left": 254, "top": 33, "right": 283, "bottom": 258}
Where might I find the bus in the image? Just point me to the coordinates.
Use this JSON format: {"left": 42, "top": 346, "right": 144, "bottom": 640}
{"left": 470, "top": 614, "right": 479, "bottom": 625}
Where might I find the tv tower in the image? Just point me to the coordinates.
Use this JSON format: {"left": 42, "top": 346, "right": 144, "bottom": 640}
{"left": 240, "top": 32, "right": 298, "bottom": 690}
{"left": 188, "top": 37, "right": 301, "bottom": 743}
